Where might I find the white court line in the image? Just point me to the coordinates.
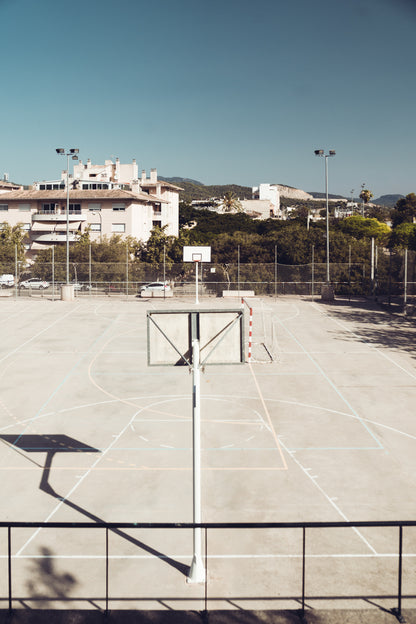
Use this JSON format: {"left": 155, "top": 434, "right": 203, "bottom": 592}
{"left": 15, "top": 408, "right": 139, "bottom": 557}
{"left": 279, "top": 437, "right": 378, "bottom": 555}
{"left": 274, "top": 308, "right": 383, "bottom": 449}
{"left": 0, "top": 305, "right": 81, "bottom": 365}
{"left": 6, "top": 552, "right": 416, "bottom": 560}
{"left": 312, "top": 302, "right": 416, "bottom": 381}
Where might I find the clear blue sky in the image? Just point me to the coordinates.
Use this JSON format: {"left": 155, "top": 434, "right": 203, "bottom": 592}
{"left": 1, "top": 0, "right": 415, "bottom": 198}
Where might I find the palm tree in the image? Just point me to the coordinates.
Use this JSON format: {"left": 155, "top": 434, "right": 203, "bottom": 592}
{"left": 221, "top": 191, "right": 243, "bottom": 213}
{"left": 359, "top": 188, "right": 374, "bottom": 217}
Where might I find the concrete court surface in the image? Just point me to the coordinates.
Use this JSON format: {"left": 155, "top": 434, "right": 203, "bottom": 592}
{"left": 0, "top": 294, "right": 415, "bottom": 619}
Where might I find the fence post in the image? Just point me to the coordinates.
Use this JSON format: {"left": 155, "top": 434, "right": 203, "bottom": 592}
{"left": 8, "top": 526, "right": 12, "bottom": 613}
{"left": 393, "top": 525, "right": 404, "bottom": 622}
{"left": 301, "top": 527, "right": 306, "bottom": 618}
{"left": 105, "top": 526, "right": 109, "bottom": 615}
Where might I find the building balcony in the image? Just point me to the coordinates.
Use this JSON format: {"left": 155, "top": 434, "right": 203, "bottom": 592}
{"left": 32, "top": 211, "right": 86, "bottom": 223}
{"left": 31, "top": 232, "right": 78, "bottom": 243}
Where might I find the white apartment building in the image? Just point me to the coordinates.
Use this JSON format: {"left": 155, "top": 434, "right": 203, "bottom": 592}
{"left": 0, "top": 159, "right": 181, "bottom": 258}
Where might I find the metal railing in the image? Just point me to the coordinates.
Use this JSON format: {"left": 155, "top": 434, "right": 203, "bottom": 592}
{"left": 1, "top": 520, "right": 414, "bottom": 620}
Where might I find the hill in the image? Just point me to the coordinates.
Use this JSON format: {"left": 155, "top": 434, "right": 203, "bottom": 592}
{"left": 159, "top": 177, "right": 252, "bottom": 203}
{"left": 372, "top": 194, "right": 403, "bottom": 208}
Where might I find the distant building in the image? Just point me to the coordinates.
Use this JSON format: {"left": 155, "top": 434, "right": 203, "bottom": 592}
{"left": 0, "top": 159, "right": 181, "bottom": 258}
{"left": 0, "top": 174, "right": 22, "bottom": 195}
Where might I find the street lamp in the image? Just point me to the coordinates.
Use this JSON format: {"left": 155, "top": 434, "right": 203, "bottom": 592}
{"left": 314, "top": 149, "right": 336, "bottom": 283}
{"left": 56, "top": 148, "right": 79, "bottom": 284}
{"left": 91, "top": 211, "right": 103, "bottom": 243}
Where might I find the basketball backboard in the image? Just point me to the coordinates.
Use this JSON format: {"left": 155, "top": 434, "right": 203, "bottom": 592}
{"left": 147, "top": 308, "right": 244, "bottom": 366}
{"left": 183, "top": 246, "right": 211, "bottom": 263}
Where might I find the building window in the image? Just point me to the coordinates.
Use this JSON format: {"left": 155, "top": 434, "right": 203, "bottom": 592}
{"left": 69, "top": 204, "right": 81, "bottom": 214}
{"left": 19, "top": 204, "right": 31, "bottom": 211}
{"left": 112, "top": 203, "right": 126, "bottom": 211}
{"left": 112, "top": 223, "right": 125, "bottom": 233}
{"left": 88, "top": 203, "right": 101, "bottom": 211}
{"left": 39, "top": 183, "right": 64, "bottom": 190}
{"left": 153, "top": 205, "right": 162, "bottom": 214}
{"left": 152, "top": 220, "right": 162, "bottom": 228}
{"left": 90, "top": 223, "right": 101, "bottom": 231}
{"left": 0, "top": 204, "right": 8, "bottom": 211}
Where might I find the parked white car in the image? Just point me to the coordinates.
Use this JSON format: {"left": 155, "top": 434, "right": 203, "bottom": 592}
{"left": 19, "top": 278, "right": 50, "bottom": 289}
{"left": 0, "top": 274, "right": 15, "bottom": 288}
{"left": 139, "top": 282, "right": 171, "bottom": 293}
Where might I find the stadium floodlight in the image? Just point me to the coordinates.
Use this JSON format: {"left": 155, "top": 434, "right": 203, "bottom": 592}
{"left": 314, "top": 149, "right": 336, "bottom": 283}
{"left": 56, "top": 148, "right": 80, "bottom": 285}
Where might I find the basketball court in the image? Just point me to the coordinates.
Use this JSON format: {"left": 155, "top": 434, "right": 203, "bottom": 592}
{"left": 0, "top": 294, "right": 415, "bottom": 617}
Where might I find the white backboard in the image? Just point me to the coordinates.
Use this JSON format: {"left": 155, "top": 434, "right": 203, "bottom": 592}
{"left": 147, "top": 309, "right": 244, "bottom": 366}
{"left": 183, "top": 246, "right": 211, "bottom": 262}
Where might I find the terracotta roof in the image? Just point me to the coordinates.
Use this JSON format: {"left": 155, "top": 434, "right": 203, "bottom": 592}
{"left": 0, "top": 189, "right": 168, "bottom": 203}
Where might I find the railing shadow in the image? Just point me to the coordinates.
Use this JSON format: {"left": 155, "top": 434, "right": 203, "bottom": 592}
{"left": 0, "top": 435, "right": 189, "bottom": 577}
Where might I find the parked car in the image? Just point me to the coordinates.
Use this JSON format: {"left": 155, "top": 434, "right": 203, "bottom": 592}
{"left": 139, "top": 282, "right": 171, "bottom": 293}
{"left": 0, "top": 274, "right": 15, "bottom": 288}
{"left": 19, "top": 278, "right": 50, "bottom": 289}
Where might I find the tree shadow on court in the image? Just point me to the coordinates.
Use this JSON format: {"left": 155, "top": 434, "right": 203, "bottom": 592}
{"left": 0, "top": 434, "right": 189, "bottom": 577}
{"left": 24, "top": 546, "right": 77, "bottom": 608}
{"left": 315, "top": 298, "right": 416, "bottom": 360}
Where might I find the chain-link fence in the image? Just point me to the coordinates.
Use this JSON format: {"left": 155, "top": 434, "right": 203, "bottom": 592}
{"left": 1, "top": 249, "right": 415, "bottom": 305}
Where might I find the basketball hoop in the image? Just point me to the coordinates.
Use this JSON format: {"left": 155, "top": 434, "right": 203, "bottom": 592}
{"left": 183, "top": 246, "right": 211, "bottom": 304}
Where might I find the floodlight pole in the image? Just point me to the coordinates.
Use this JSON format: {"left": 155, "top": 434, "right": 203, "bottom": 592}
{"left": 187, "top": 338, "right": 205, "bottom": 583}
{"left": 56, "top": 148, "right": 79, "bottom": 285}
{"left": 314, "top": 149, "right": 335, "bottom": 284}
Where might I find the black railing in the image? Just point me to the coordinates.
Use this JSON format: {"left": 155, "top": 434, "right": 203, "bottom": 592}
{"left": 1, "top": 520, "right": 415, "bottom": 620}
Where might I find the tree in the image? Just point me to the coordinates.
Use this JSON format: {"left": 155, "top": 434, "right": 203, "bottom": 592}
{"left": 338, "top": 216, "right": 390, "bottom": 243}
{"left": 389, "top": 222, "right": 416, "bottom": 250}
{"left": 220, "top": 191, "right": 243, "bottom": 213}
{"left": 359, "top": 188, "right": 374, "bottom": 204}
{"left": 391, "top": 193, "right": 416, "bottom": 227}
{"left": 0, "top": 223, "right": 27, "bottom": 267}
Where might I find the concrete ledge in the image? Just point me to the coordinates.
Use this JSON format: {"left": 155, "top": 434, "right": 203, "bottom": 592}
{"left": 140, "top": 289, "right": 173, "bottom": 298}
{"left": 0, "top": 290, "right": 13, "bottom": 297}
{"left": 0, "top": 609, "right": 409, "bottom": 624}
{"left": 222, "top": 290, "right": 255, "bottom": 298}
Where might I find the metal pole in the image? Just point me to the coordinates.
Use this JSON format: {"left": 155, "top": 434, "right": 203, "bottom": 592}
{"left": 66, "top": 154, "right": 70, "bottom": 285}
{"left": 325, "top": 155, "right": 330, "bottom": 283}
{"left": 348, "top": 244, "right": 351, "bottom": 301}
{"left": 237, "top": 245, "right": 240, "bottom": 296}
{"left": 274, "top": 245, "right": 277, "bottom": 298}
{"left": 404, "top": 248, "right": 408, "bottom": 306}
{"left": 14, "top": 245, "right": 17, "bottom": 301}
{"left": 371, "top": 237, "right": 375, "bottom": 297}
{"left": 89, "top": 244, "right": 92, "bottom": 295}
{"left": 8, "top": 526, "right": 12, "bottom": 613}
{"left": 302, "top": 527, "right": 306, "bottom": 617}
{"left": 126, "top": 244, "right": 129, "bottom": 297}
{"left": 397, "top": 525, "right": 403, "bottom": 621}
{"left": 195, "top": 261, "right": 199, "bottom": 305}
{"left": 311, "top": 244, "right": 314, "bottom": 300}
{"left": 163, "top": 244, "right": 166, "bottom": 301}
{"left": 187, "top": 338, "right": 205, "bottom": 583}
{"left": 52, "top": 245, "right": 55, "bottom": 301}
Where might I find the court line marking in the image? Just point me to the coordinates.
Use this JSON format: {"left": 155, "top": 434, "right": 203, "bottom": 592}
{"left": 279, "top": 438, "right": 378, "bottom": 555}
{"left": 312, "top": 302, "right": 416, "bottom": 381}
{"left": 15, "top": 405, "right": 141, "bottom": 557}
{"left": 0, "top": 305, "right": 82, "bottom": 365}
{"left": 274, "top": 310, "right": 383, "bottom": 450}
{"left": 4, "top": 552, "right": 416, "bottom": 560}
{"left": 248, "top": 363, "right": 288, "bottom": 470}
